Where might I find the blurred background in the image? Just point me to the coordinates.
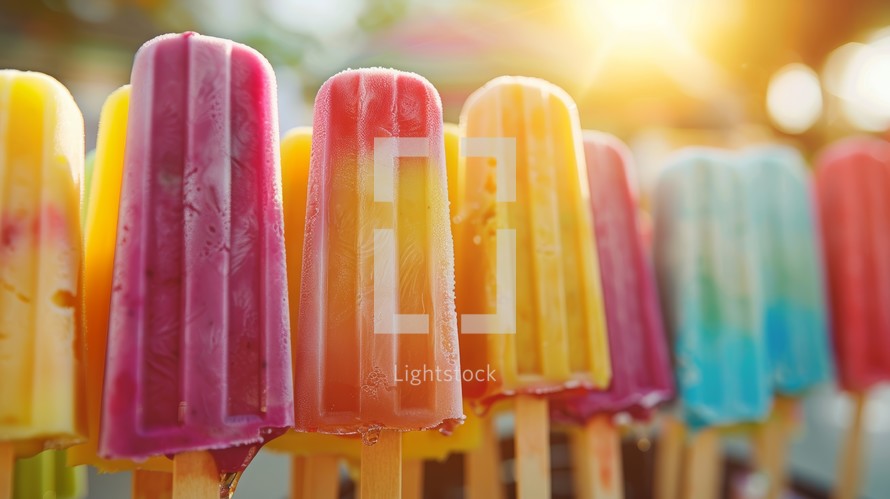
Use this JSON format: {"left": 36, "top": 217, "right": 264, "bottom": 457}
{"left": 3, "top": 0, "right": 890, "bottom": 497}
{"left": 4, "top": 0, "right": 890, "bottom": 202}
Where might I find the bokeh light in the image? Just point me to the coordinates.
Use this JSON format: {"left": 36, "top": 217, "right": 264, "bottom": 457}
{"left": 766, "top": 63, "right": 823, "bottom": 134}
{"left": 824, "top": 30, "right": 890, "bottom": 131}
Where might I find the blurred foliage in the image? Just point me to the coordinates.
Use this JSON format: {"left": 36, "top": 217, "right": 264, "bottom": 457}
{"left": 358, "top": 0, "right": 410, "bottom": 32}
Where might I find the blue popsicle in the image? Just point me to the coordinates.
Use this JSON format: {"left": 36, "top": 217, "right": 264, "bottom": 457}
{"left": 738, "top": 145, "right": 833, "bottom": 395}
{"left": 653, "top": 148, "right": 772, "bottom": 429}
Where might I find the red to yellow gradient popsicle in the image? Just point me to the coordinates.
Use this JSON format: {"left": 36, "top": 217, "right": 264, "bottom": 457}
{"left": 293, "top": 68, "right": 463, "bottom": 499}
{"left": 273, "top": 125, "right": 481, "bottom": 499}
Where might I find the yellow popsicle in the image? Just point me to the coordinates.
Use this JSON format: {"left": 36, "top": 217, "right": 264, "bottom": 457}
{"left": 456, "top": 76, "right": 610, "bottom": 405}
{"left": 456, "top": 76, "right": 611, "bottom": 499}
{"left": 66, "top": 85, "right": 170, "bottom": 473}
{"left": 0, "top": 70, "right": 85, "bottom": 458}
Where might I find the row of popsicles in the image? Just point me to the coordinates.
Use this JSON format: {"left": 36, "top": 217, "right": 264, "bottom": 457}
{"left": 1, "top": 30, "right": 888, "bottom": 499}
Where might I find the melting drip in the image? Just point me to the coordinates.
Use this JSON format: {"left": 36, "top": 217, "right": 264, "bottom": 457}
{"left": 219, "top": 471, "right": 242, "bottom": 499}
{"left": 361, "top": 425, "right": 382, "bottom": 446}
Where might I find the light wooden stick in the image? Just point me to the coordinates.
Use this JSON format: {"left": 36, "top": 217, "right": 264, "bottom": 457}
{"left": 753, "top": 397, "right": 796, "bottom": 499}
{"left": 0, "top": 443, "right": 12, "bottom": 499}
{"left": 515, "top": 395, "right": 550, "bottom": 499}
{"left": 133, "top": 470, "right": 173, "bottom": 499}
{"left": 681, "top": 428, "right": 722, "bottom": 499}
{"left": 570, "top": 429, "right": 594, "bottom": 499}
{"left": 361, "top": 430, "right": 402, "bottom": 499}
{"left": 291, "top": 457, "right": 307, "bottom": 499}
{"left": 466, "top": 415, "right": 504, "bottom": 499}
{"left": 835, "top": 391, "right": 868, "bottom": 499}
{"left": 571, "top": 415, "right": 623, "bottom": 499}
{"left": 304, "top": 456, "right": 340, "bottom": 499}
{"left": 654, "top": 415, "right": 685, "bottom": 499}
{"left": 172, "top": 451, "right": 218, "bottom": 499}
{"left": 402, "top": 459, "right": 423, "bottom": 499}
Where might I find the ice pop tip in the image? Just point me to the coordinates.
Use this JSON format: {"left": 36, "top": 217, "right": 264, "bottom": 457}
{"left": 134, "top": 32, "right": 276, "bottom": 77}
{"left": 282, "top": 125, "right": 312, "bottom": 142}
{"left": 318, "top": 67, "right": 443, "bottom": 114}
{"left": 582, "top": 131, "right": 634, "bottom": 169}
{"left": 816, "top": 136, "right": 890, "bottom": 170}
{"left": 738, "top": 144, "right": 809, "bottom": 182}
{"left": 582, "top": 130, "right": 628, "bottom": 150}
{"left": 0, "top": 69, "right": 71, "bottom": 94}
{"left": 658, "top": 146, "right": 734, "bottom": 177}
{"left": 463, "top": 75, "right": 578, "bottom": 115}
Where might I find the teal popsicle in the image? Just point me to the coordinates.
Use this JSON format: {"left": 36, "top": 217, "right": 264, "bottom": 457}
{"left": 738, "top": 145, "right": 833, "bottom": 395}
{"left": 653, "top": 148, "right": 772, "bottom": 429}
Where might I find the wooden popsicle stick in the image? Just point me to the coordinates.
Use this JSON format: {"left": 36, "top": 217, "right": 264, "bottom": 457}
{"left": 654, "top": 415, "right": 685, "bottom": 499}
{"left": 835, "top": 391, "right": 867, "bottom": 499}
{"left": 466, "top": 415, "right": 504, "bottom": 499}
{"left": 291, "top": 457, "right": 307, "bottom": 499}
{"left": 0, "top": 442, "right": 12, "bottom": 499}
{"left": 361, "top": 429, "right": 401, "bottom": 499}
{"left": 304, "top": 456, "right": 341, "bottom": 499}
{"left": 133, "top": 470, "right": 173, "bottom": 499}
{"left": 571, "top": 415, "right": 623, "bottom": 499}
{"left": 172, "top": 451, "right": 218, "bottom": 499}
{"left": 680, "top": 427, "right": 722, "bottom": 499}
{"left": 515, "top": 395, "right": 550, "bottom": 499}
{"left": 753, "top": 397, "right": 796, "bottom": 499}
{"left": 570, "top": 430, "right": 593, "bottom": 498}
{"left": 401, "top": 459, "right": 423, "bottom": 499}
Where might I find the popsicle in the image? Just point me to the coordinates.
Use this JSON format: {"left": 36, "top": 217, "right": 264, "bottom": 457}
{"left": 68, "top": 86, "right": 172, "bottom": 477}
{"left": 550, "top": 132, "right": 674, "bottom": 499}
{"left": 273, "top": 123, "right": 482, "bottom": 498}
{"left": 815, "top": 137, "right": 890, "bottom": 499}
{"left": 739, "top": 145, "right": 832, "bottom": 395}
{"left": 14, "top": 450, "right": 86, "bottom": 499}
{"left": 734, "top": 145, "right": 832, "bottom": 496}
{"left": 294, "top": 68, "right": 462, "bottom": 498}
{"left": 456, "top": 76, "right": 610, "bottom": 499}
{"left": 98, "top": 32, "right": 293, "bottom": 496}
{"left": 653, "top": 148, "right": 771, "bottom": 428}
{"left": 652, "top": 148, "right": 771, "bottom": 499}
{"left": 0, "top": 70, "right": 85, "bottom": 496}
{"left": 738, "top": 145, "right": 832, "bottom": 498}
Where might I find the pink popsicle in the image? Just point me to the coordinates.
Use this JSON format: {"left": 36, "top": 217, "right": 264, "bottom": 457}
{"left": 817, "top": 137, "right": 890, "bottom": 392}
{"left": 99, "top": 33, "right": 293, "bottom": 475}
{"left": 816, "top": 137, "right": 890, "bottom": 499}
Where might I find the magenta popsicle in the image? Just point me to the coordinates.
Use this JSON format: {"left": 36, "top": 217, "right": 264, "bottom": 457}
{"left": 98, "top": 33, "right": 293, "bottom": 474}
